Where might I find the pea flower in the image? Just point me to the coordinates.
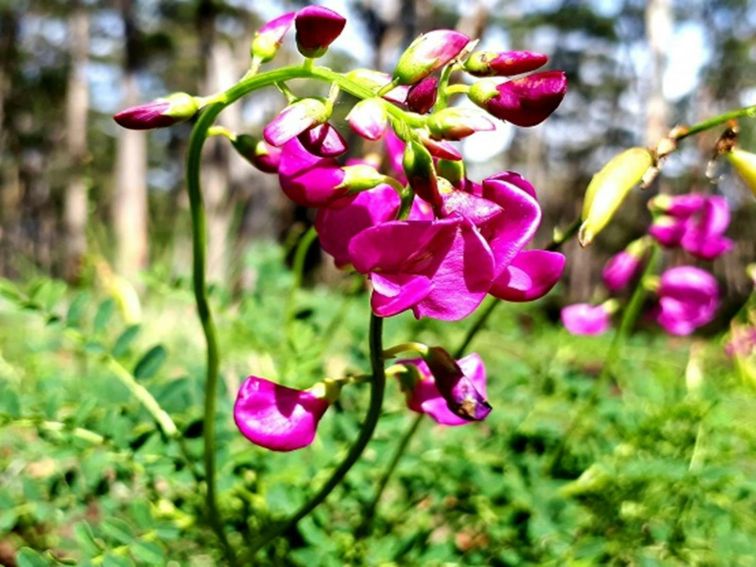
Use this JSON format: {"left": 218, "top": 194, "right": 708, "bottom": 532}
{"left": 561, "top": 302, "right": 615, "bottom": 335}
{"left": 654, "top": 266, "right": 719, "bottom": 336}
{"left": 294, "top": 5, "right": 346, "bottom": 58}
{"left": 393, "top": 30, "right": 470, "bottom": 85}
{"left": 490, "top": 249, "right": 565, "bottom": 302}
{"left": 263, "top": 98, "right": 330, "bottom": 147}
{"left": 469, "top": 71, "right": 567, "bottom": 127}
{"left": 464, "top": 50, "right": 549, "bottom": 77}
{"left": 234, "top": 376, "right": 332, "bottom": 452}
{"left": 298, "top": 123, "right": 347, "bottom": 157}
{"left": 251, "top": 12, "right": 296, "bottom": 63}
{"left": 231, "top": 135, "right": 281, "bottom": 173}
{"left": 346, "top": 98, "right": 388, "bottom": 140}
{"left": 602, "top": 238, "right": 648, "bottom": 293}
{"left": 400, "top": 352, "right": 490, "bottom": 425}
{"left": 277, "top": 138, "right": 352, "bottom": 208}
{"left": 113, "top": 92, "right": 199, "bottom": 130}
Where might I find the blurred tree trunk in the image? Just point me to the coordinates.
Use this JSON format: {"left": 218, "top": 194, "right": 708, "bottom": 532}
{"left": 63, "top": 1, "right": 90, "bottom": 282}
{"left": 645, "top": 0, "right": 671, "bottom": 144}
{"left": 113, "top": 0, "right": 148, "bottom": 280}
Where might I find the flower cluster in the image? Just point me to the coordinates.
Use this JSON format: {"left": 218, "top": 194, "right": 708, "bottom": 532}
{"left": 562, "top": 192, "right": 731, "bottom": 337}
{"left": 114, "top": 5, "right": 568, "bottom": 452}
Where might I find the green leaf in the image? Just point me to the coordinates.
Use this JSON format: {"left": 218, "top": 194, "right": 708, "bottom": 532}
{"left": 0, "top": 278, "right": 23, "bottom": 302}
{"left": 133, "top": 345, "right": 167, "bottom": 380}
{"left": 74, "top": 522, "right": 102, "bottom": 556}
{"left": 112, "top": 325, "right": 141, "bottom": 358}
{"left": 93, "top": 299, "right": 116, "bottom": 335}
{"left": 129, "top": 540, "right": 165, "bottom": 565}
{"left": 66, "top": 292, "right": 90, "bottom": 328}
{"left": 16, "top": 548, "right": 52, "bottom": 567}
{"left": 100, "top": 518, "right": 134, "bottom": 545}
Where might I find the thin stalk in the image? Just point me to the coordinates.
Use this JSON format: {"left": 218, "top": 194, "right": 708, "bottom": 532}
{"left": 547, "top": 218, "right": 581, "bottom": 251}
{"left": 247, "top": 314, "right": 386, "bottom": 556}
{"left": 673, "top": 105, "right": 756, "bottom": 140}
{"left": 454, "top": 296, "right": 500, "bottom": 358}
{"left": 285, "top": 226, "right": 318, "bottom": 329}
{"left": 186, "top": 103, "right": 237, "bottom": 566}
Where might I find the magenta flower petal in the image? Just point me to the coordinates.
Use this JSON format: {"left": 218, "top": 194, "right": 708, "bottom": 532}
{"left": 651, "top": 193, "right": 706, "bottom": 218}
{"left": 346, "top": 98, "right": 388, "bottom": 140}
{"left": 484, "top": 170, "right": 537, "bottom": 200}
{"left": 263, "top": 99, "right": 328, "bottom": 147}
{"left": 314, "top": 185, "right": 400, "bottom": 267}
{"left": 485, "top": 71, "right": 567, "bottom": 127}
{"left": 113, "top": 93, "right": 198, "bottom": 130}
{"left": 384, "top": 128, "right": 407, "bottom": 181}
{"left": 252, "top": 12, "right": 296, "bottom": 62}
{"left": 297, "top": 123, "right": 347, "bottom": 157}
{"left": 371, "top": 274, "right": 433, "bottom": 317}
{"left": 490, "top": 250, "right": 565, "bottom": 301}
{"left": 420, "top": 135, "right": 463, "bottom": 161}
{"left": 654, "top": 266, "right": 719, "bottom": 336}
{"left": 680, "top": 196, "right": 732, "bottom": 260}
{"left": 602, "top": 250, "right": 642, "bottom": 293}
{"left": 278, "top": 138, "right": 351, "bottom": 208}
{"left": 294, "top": 5, "right": 346, "bottom": 58}
{"left": 406, "top": 77, "right": 439, "bottom": 114}
{"left": 234, "top": 376, "right": 329, "bottom": 452}
{"left": 394, "top": 30, "right": 470, "bottom": 85}
{"left": 561, "top": 303, "right": 612, "bottom": 335}
{"left": 465, "top": 50, "right": 549, "bottom": 77}
{"left": 649, "top": 215, "right": 686, "bottom": 247}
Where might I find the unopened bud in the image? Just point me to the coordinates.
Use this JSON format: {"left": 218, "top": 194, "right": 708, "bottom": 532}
{"left": 231, "top": 135, "right": 281, "bottom": 173}
{"left": 346, "top": 98, "right": 388, "bottom": 141}
{"left": 294, "top": 5, "right": 346, "bottom": 58}
{"left": 727, "top": 148, "right": 756, "bottom": 197}
{"left": 338, "top": 164, "right": 386, "bottom": 192}
{"left": 464, "top": 50, "right": 548, "bottom": 77}
{"left": 393, "top": 30, "right": 470, "bottom": 85}
{"left": 406, "top": 77, "right": 438, "bottom": 114}
{"left": 251, "top": 12, "right": 295, "bottom": 63}
{"left": 579, "top": 147, "right": 653, "bottom": 246}
{"left": 403, "top": 140, "right": 441, "bottom": 209}
{"left": 427, "top": 107, "right": 494, "bottom": 140}
{"left": 263, "top": 98, "right": 331, "bottom": 147}
{"left": 113, "top": 92, "right": 199, "bottom": 130}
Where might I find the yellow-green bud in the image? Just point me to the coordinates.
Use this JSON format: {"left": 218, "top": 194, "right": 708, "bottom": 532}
{"left": 727, "top": 148, "right": 756, "bottom": 197}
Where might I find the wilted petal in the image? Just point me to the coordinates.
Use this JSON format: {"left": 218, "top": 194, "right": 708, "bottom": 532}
{"left": 490, "top": 249, "right": 565, "bottom": 301}
{"left": 234, "top": 376, "right": 329, "bottom": 452}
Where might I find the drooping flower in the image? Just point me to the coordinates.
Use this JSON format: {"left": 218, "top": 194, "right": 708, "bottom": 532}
{"left": 393, "top": 30, "right": 470, "bottom": 85}
{"left": 263, "top": 98, "right": 330, "bottom": 147}
{"left": 561, "top": 302, "right": 614, "bottom": 335}
{"left": 294, "top": 5, "right": 346, "bottom": 58}
{"left": 251, "top": 12, "right": 296, "bottom": 63}
{"left": 654, "top": 266, "right": 719, "bottom": 336}
{"left": 277, "top": 138, "right": 352, "bottom": 208}
{"left": 469, "top": 71, "right": 567, "bottom": 127}
{"left": 113, "top": 92, "right": 199, "bottom": 130}
{"left": 346, "top": 98, "right": 388, "bottom": 140}
{"left": 234, "top": 376, "right": 331, "bottom": 452}
{"left": 400, "top": 352, "right": 490, "bottom": 425}
{"left": 464, "top": 50, "right": 549, "bottom": 77}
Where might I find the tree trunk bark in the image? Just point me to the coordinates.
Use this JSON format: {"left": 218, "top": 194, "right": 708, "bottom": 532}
{"left": 63, "top": 2, "right": 90, "bottom": 282}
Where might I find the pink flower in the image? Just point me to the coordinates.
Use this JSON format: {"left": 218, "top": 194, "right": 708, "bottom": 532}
{"left": 234, "top": 376, "right": 330, "bottom": 452}
{"left": 406, "top": 77, "right": 439, "bottom": 114}
{"left": 561, "top": 303, "right": 613, "bottom": 335}
{"left": 401, "top": 353, "right": 490, "bottom": 425}
{"left": 470, "top": 71, "right": 567, "bottom": 127}
{"left": 649, "top": 215, "right": 686, "bottom": 247}
{"left": 113, "top": 92, "right": 198, "bottom": 130}
{"left": 349, "top": 216, "right": 495, "bottom": 320}
{"left": 297, "top": 123, "right": 347, "bottom": 157}
{"left": 465, "top": 50, "right": 549, "bottom": 77}
{"left": 679, "top": 196, "right": 733, "bottom": 260}
{"left": 490, "top": 250, "right": 565, "bottom": 301}
{"left": 654, "top": 266, "right": 719, "bottom": 336}
{"left": 393, "top": 30, "right": 470, "bottom": 85}
{"left": 231, "top": 135, "right": 282, "bottom": 174}
{"left": 294, "top": 5, "right": 346, "bottom": 58}
{"left": 277, "top": 138, "right": 353, "bottom": 208}
{"left": 251, "top": 12, "right": 296, "bottom": 62}
{"left": 263, "top": 98, "right": 330, "bottom": 147}
{"left": 346, "top": 98, "right": 388, "bottom": 140}
{"left": 602, "top": 250, "right": 643, "bottom": 293}
{"left": 650, "top": 193, "right": 706, "bottom": 218}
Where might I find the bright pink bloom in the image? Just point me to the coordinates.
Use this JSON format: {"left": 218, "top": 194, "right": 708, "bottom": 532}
{"left": 406, "top": 77, "right": 438, "bottom": 114}
{"left": 294, "top": 5, "right": 346, "bottom": 58}
{"left": 252, "top": 12, "right": 296, "bottom": 62}
{"left": 346, "top": 99, "right": 387, "bottom": 140}
{"left": 263, "top": 98, "right": 329, "bottom": 147}
{"left": 680, "top": 196, "right": 733, "bottom": 260}
{"left": 277, "top": 138, "right": 353, "bottom": 208}
{"left": 234, "top": 376, "right": 329, "bottom": 452}
{"left": 297, "top": 123, "right": 347, "bottom": 157}
{"left": 113, "top": 92, "right": 198, "bottom": 130}
{"left": 465, "top": 50, "right": 549, "bottom": 77}
{"left": 649, "top": 215, "right": 686, "bottom": 247}
{"left": 654, "top": 266, "right": 719, "bottom": 336}
{"left": 602, "top": 250, "right": 642, "bottom": 293}
{"left": 561, "top": 303, "right": 612, "bottom": 335}
{"left": 349, "top": 216, "right": 495, "bottom": 320}
{"left": 490, "top": 250, "right": 565, "bottom": 301}
{"left": 472, "top": 71, "right": 567, "bottom": 127}
{"left": 394, "top": 30, "right": 470, "bottom": 85}
{"left": 650, "top": 193, "right": 706, "bottom": 218}
{"left": 402, "top": 353, "right": 490, "bottom": 425}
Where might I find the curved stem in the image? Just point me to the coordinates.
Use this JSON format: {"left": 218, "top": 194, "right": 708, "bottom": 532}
{"left": 247, "top": 314, "right": 386, "bottom": 557}
{"left": 186, "top": 103, "right": 237, "bottom": 566}
{"left": 547, "top": 218, "right": 581, "bottom": 251}
{"left": 285, "top": 225, "right": 318, "bottom": 330}
{"left": 673, "top": 104, "right": 756, "bottom": 140}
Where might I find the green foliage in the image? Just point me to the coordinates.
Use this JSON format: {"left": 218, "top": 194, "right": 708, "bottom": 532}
{"left": 1, "top": 252, "right": 754, "bottom": 565}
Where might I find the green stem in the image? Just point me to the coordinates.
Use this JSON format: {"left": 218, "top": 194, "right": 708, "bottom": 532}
{"left": 547, "top": 218, "right": 581, "bottom": 251}
{"left": 247, "top": 314, "right": 386, "bottom": 556}
{"left": 674, "top": 104, "right": 756, "bottom": 140}
{"left": 285, "top": 226, "right": 318, "bottom": 329}
{"left": 186, "top": 103, "right": 238, "bottom": 566}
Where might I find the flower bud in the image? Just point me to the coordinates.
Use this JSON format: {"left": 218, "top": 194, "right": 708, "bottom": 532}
{"left": 403, "top": 140, "right": 441, "bottom": 209}
{"left": 427, "top": 107, "right": 495, "bottom": 140}
{"left": 469, "top": 71, "right": 567, "bottom": 127}
{"left": 231, "top": 134, "right": 281, "bottom": 173}
{"left": 579, "top": 147, "right": 653, "bottom": 246}
{"left": 654, "top": 266, "right": 719, "bottom": 336}
{"left": 113, "top": 92, "right": 199, "bottom": 130}
{"left": 727, "top": 148, "right": 756, "bottom": 196}
{"left": 602, "top": 238, "right": 648, "bottom": 293}
{"left": 346, "top": 98, "right": 388, "bottom": 140}
{"left": 294, "top": 5, "right": 346, "bottom": 58}
{"left": 393, "top": 30, "right": 470, "bottom": 85}
{"left": 406, "top": 77, "right": 438, "bottom": 114}
{"left": 423, "top": 347, "right": 492, "bottom": 422}
{"left": 263, "top": 98, "right": 330, "bottom": 147}
{"left": 338, "top": 164, "right": 386, "bottom": 192}
{"left": 437, "top": 159, "right": 465, "bottom": 187}
{"left": 298, "top": 123, "right": 347, "bottom": 157}
{"left": 464, "top": 50, "right": 548, "bottom": 77}
{"left": 251, "top": 12, "right": 295, "bottom": 63}
{"left": 346, "top": 69, "right": 409, "bottom": 104}
{"left": 648, "top": 193, "right": 705, "bottom": 217}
